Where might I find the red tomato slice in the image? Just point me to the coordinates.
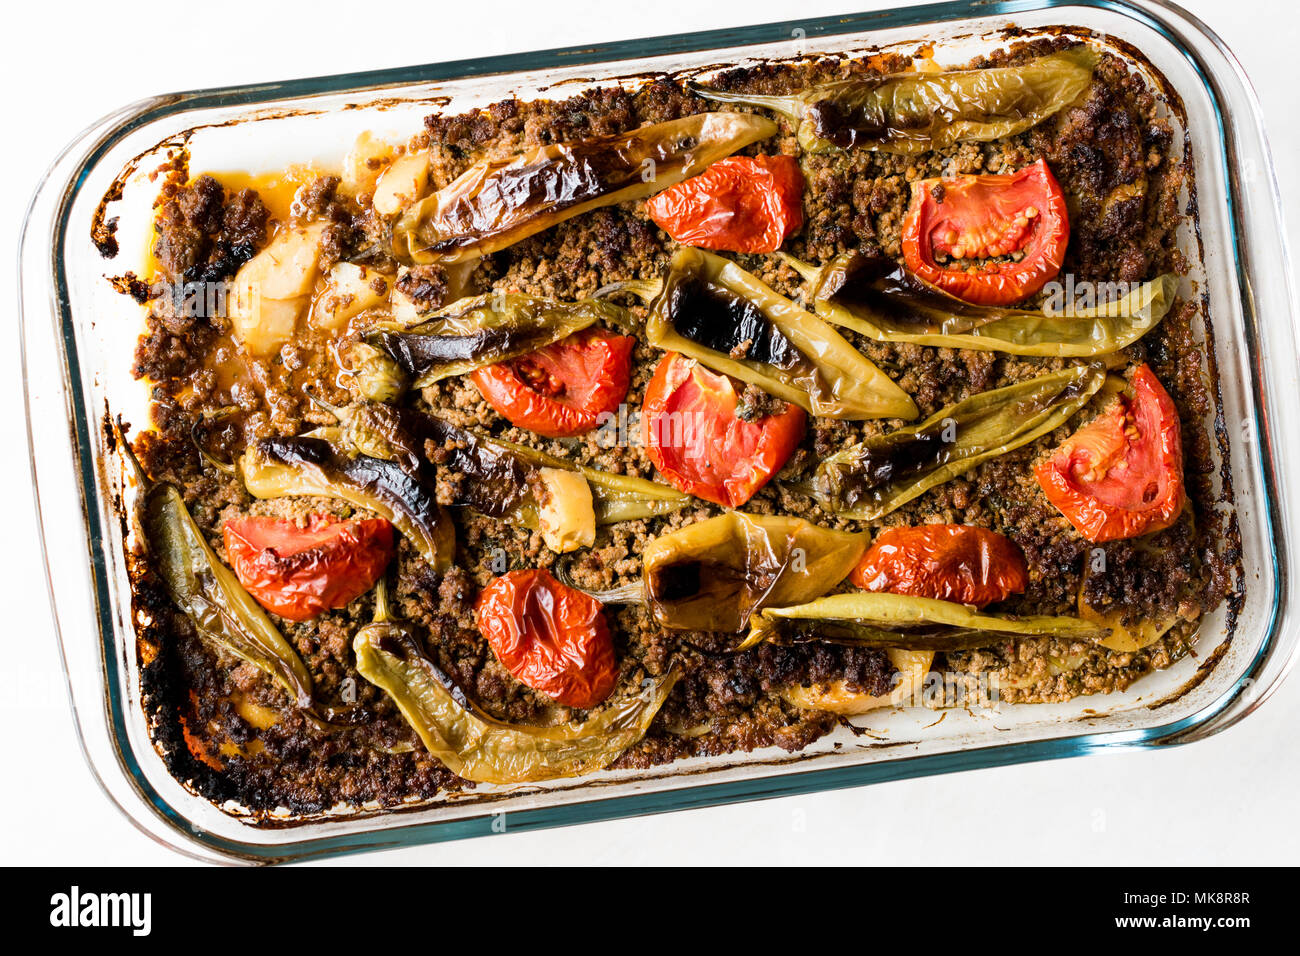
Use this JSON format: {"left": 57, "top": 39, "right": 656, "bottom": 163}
{"left": 644, "top": 155, "right": 804, "bottom": 254}
{"left": 902, "top": 158, "right": 1069, "bottom": 306}
{"left": 470, "top": 328, "right": 635, "bottom": 438}
{"left": 850, "top": 524, "right": 1028, "bottom": 608}
{"left": 475, "top": 568, "right": 617, "bottom": 709}
{"left": 1034, "top": 364, "right": 1185, "bottom": 543}
{"left": 641, "top": 352, "right": 805, "bottom": 508}
{"left": 223, "top": 514, "right": 394, "bottom": 621}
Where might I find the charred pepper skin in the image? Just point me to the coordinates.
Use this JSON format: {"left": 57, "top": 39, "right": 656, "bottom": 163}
{"left": 792, "top": 251, "right": 1177, "bottom": 358}
{"left": 240, "top": 436, "right": 456, "bottom": 571}
{"left": 646, "top": 248, "right": 918, "bottom": 421}
{"left": 805, "top": 364, "right": 1106, "bottom": 521}
{"left": 747, "top": 591, "right": 1108, "bottom": 652}
{"left": 392, "top": 112, "right": 778, "bottom": 263}
{"left": 369, "top": 290, "right": 631, "bottom": 388}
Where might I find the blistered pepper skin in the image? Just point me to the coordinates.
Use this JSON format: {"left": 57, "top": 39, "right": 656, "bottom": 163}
{"left": 793, "top": 252, "right": 1177, "bottom": 358}
{"left": 642, "top": 512, "right": 868, "bottom": 633}
{"left": 805, "top": 364, "right": 1106, "bottom": 521}
{"left": 391, "top": 112, "right": 777, "bottom": 263}
{"left": 355, "top": 608, "right": 676, "bottom": 784}
{"left": 240, "top": 436, "right": 456, "bottom": 571}
{"left": 646, "top": 248, "right": 918, "bottom": 421}
{"left": 370, "top": 291, "right": 630, "bottom": 389}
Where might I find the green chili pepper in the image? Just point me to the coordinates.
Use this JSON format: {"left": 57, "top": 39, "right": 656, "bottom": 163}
{"left": 799, "top": 363, "right": 1106, "bottom": 520}
{"left": 146, "top": 482, "right": 316, "bottom": 711}
{"left": 786, "top": 252, "right": 1177, "bottom": 357}
{"left": 319, "top": 401, "right": 690, "bottom": 527}
{"left": 642, "top": 248, "right": 918, "bottom": 420}
{"left": 745, "top": 591, "right": 1109, "bottom": 651}
{"left": 392, "top": 111, "right": 777, "bottom": 264}
{"left": 353, "top": 586, "right": 677, "bottom": 784}
{"left": 486, "top": 434, "right": 692, "bottom": 525}
{"left": 342, "top": 340, "right": 408, "bottom": 404}
{"left": 240, "top": 436, "right": 456, "bottom": 571}
{"left": 694, "top": 47, "right": 1096, "bottom": 154}
{"left": 369, "top": 290, "right": 629, "bottom": 389}
{"left": 642, "top": 512, "right": 868, "bottom": 633}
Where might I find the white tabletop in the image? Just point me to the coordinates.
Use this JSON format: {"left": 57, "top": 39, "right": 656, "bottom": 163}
{"left": 2, "top": 0, "right": 1295, "bottom": 866}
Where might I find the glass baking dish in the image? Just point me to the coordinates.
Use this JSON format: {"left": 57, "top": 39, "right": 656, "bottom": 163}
{"left": 20, "top": 0, "right": 1299, "bottom": 863}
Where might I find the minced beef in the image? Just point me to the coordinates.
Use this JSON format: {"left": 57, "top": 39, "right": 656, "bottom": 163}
{"left": 119, "top": 33, "right": 1235, "bottom": 819}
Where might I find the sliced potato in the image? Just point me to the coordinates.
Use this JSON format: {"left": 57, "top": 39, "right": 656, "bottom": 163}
{"left": 228, "top": 223, "right": 325, "bottom": 356}
{"left": 313, "top": 262, "right": 390, "bottom": 331}
{"left": 372, "top": 151, "right": 431, "bottom": 217}
{"left": 535, "top": 467, "right": 596, "bottom": 554}
{"left": 389, "top": 267, "right": 425, "bottom": 326}
{"left": 782, "top": 649, "right": 935, "bottom": 715}
{"left": 1078, "top": 590, "right": 1176, "bottom": 653}
{"left": 1075, "top": 556, "right": 1178, "bottom": 653}
{"left": 342, "top": 131, "right": 397, "bottom": 197}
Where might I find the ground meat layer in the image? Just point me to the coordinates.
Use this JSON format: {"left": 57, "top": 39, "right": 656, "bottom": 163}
{"left": 121, "top": 34, "right": 1234, "bottom": 818}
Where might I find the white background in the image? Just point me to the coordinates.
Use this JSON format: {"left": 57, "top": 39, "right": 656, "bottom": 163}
{"left": 2, "top": 0, "right": 1296, "bottom": 866}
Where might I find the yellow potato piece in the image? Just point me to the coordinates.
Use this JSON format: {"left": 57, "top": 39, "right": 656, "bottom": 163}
{"left": 782, "top": 649, "right": 935, "bottom": 715}
{"left": 1075, "top": 562, "right": 1177, "bottom": 653}
{"left": 372, "top": 151, "right": 431, "bottom": 217}
{"left": 228, "top": 223, "right": 325, "bottom": 356}
{"left": 342, "top": 131, "right": 397, "bottom": 197}
{"left": 1078, "top": 594, "right": 1176, "bottom": 653}
{"left": 313, "top": 262, "right": 389, "bottom": 331}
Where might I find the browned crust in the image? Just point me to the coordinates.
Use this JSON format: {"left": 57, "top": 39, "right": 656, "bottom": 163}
{"left": 104, "top": 28, "right": 1240, "bottom": 821}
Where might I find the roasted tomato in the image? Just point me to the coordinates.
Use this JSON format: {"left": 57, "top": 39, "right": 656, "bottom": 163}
{"left": 642, "top": 352, "right": 805, "bottom": 508}
{"left": 470, "top": 328, "right": 635, "bottom": 438}
{"left": 850, "top": 524, "right": 1028, "bottom": 608}
{"left": 902, "top": 158, "right": 1068, "bottom": 306}
{"left": 1034, "top": 363, "right": 1185, "bottom": 542}
{"left": 223, "top": 514, "right": 394, "bottom": 621}
{"left": 644, "top": 155, "right": 804, "bottom": 254}
{"left": 474, "top": 568, "right": 617, "bottom": 709}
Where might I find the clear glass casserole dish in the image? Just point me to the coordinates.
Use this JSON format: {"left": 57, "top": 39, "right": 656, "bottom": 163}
{"left": 19, "top": 0, "right": 1299, "bottom": 863}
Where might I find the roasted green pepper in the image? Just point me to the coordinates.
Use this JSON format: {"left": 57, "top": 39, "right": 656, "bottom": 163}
{"left": 392, "top": 112, "right": 777, "bottom": 264}
{"left": 745, "top": 591, "right": 1108, "bottom": 651}
{"left": 642, "top": 512, "right": 868, "bottom": 633}
{"left": 786, "top": 252, "right": 1177, "bottom": 357}
{"left": 240, "top": 436, "right": 456, "bottom": 570}
{"left": 486, "top": 433, "right": 692, "bottom": 525}
{"left": 370, "top": 291, "right": 630, "bottom": 388}
{"left": 341, "top": 340, "right": 408, "bottom": 404}
{"left": 800, "top": 364, "right": 1106, "bottom": 520}
{"left": 353, "top": 585, "right": 678, "bottom": 784}
{"left": 694, "top": 47, "right": 1096, "bottom": 154}
{"left": 642, "top": 248, "right": 918, "bottom": 420}
{"left": 324, "top": 401, "right": 689, "bottom": 527}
